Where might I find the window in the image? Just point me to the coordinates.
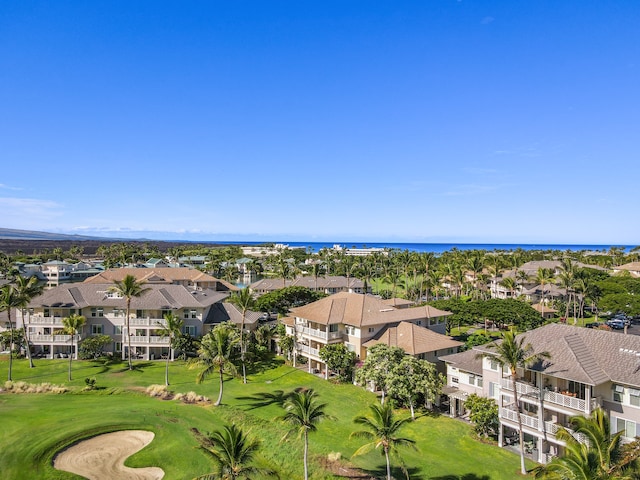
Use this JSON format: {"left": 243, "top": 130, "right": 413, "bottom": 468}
{"left": 615, "top": 418, "right": 637, "bottom": 439}
{"left": 345, "top": 325, "right": 356, "bottom": 336}
{"left": 136, "top": 310, "right": 144, "bottom": 318}
{"left": 106, "top": 291, "right": 122, "bottom": 299}
{"left": 91, "top": 324, "right": 103, "bottom": 335}
{"left": 91, "top": 308, "right": 104, "bottom": 318}
{"left": 452, "top": 377, "right": 459, "bottom": 384}
{"left": 368, "top": 327, "right": 375, "bottom": 333}
{"left": 115, "top": 342, "right": 122, "bottom": 353}
{"left": 416, "top": 320, "right": 422, "bottom": 326}
{"left": 44, "top": 308, "right": 50, "bottom": 317}
{"left": 184, "top": 325, "right": 197, "bottom": 336}
{"left": 477, "top": 376, "right": 484, "bottom": 388}
{"left": 114, "top": 325, "right": 122, "bottom": 334}
{"left": 630, "top": 388, "right": 640, "bottom": 407}
{"left": 469, "top": 374, "right": 476, "bottom": 385}
{"left": 345, "top": 343, "right": 355, "bottom": 352}
{"left": 489, "top": 382, "right": 498, "bottom": 398}
{"left": 613, "top": 384, "right": 625, "bottom": 403}
{"left": 329, "top": 324, "right": 339, "bottom": 332}
{"left": 489, "top": 358, "right": 499, "bottom": 371}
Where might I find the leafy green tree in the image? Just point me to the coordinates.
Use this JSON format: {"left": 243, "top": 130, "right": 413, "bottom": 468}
{"left": 277, "top": 334, "right": 295, "bottom": 365}
{"left": 229, "top": 287, "right": 256, "bottom": 384}
{"left": 192, "top": 324, "right": 239, "bottom": 406}
{"left": 534, "top": 408, "right": 640, "bottom": 479}
{"left": 78, "top": 334, "right": 112, "bottom": 359}
{"left": 483, "top": 331, "right": 550, "bottom": 475}
{"left": 108, "top": 275, "right": 150, "bottom": 370}
{"left": 194, "top": 424, "right": 277, "bottom": 480}
{"left": 61, "top": 314, "right": 86, "bottom": 381}
{"left": 173, "top": 332, "right": 199, "bottom": 359}
{"left": 464, "top": 394, "right": 499, "bottom": 439}
{"left": 318, "top": 343, "right": 356, "bottom": 382}
{"left": 387, "top": 356, "right": 444, "bottom": 419}
{"left": 14, "top": 275, "right": 43, "bottom": 368}
{"left": 255, "top": 287, "right": 325, "bottom": 316}
{"left": 157, "top": 312, "right": 183, "bottom": 386}
{"left": 351, "top": 402, "right": 417, "bottom": 480}
{"left": 280, "top": 388, "right": 331, "bottom": 480}
{"left": 0, "top": 284, "right": 21, "bottom": 381}
{"left": 355, "top": 344, "right": 405, "bottom": 405}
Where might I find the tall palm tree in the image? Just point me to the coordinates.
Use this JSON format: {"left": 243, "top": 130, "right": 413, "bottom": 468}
{"left": 157, "top": 312, "right": 183, "bottom": 386}
{"left": 229, "top": 287, "right": 256, "bottom": 384}
{"left": 534, "top": 408, "right": 639, "bottom": 479}
{"left": 351, "top": 402, "right": 417, "bottom": 480}
{"left": 0, "top": 284, "right": 21, "bottom": 381}
{"left": 280, "top": 388, "right": 331, "bottom": 480}
{"left": 193, "top": 324, "right": 239, "bottom": 406}
{"left": 14, "top": 275, "right": 43, "bottom": 368}
{"left": 536, "top": 267, "right": 555, "bottom": 308}
{"left": 108, "top": 275, "right": 150, "bottom": 370}
{"left": 195, "top": 423, "right": 277, "bottom": 480}
{"left": 61, "top": 314, "right": 86, "bottom": 381}
{"left": 484, "top": 331, "right": 550, "bottom": 475}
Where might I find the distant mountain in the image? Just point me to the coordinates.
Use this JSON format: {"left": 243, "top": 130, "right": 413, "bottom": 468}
{"left": 0, "top": 228, "right": 114, "bottom": 241}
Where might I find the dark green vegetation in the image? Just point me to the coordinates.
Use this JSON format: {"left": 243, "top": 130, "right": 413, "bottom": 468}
{"left": 0, "top": 356, "right": 529, "bottom": 479}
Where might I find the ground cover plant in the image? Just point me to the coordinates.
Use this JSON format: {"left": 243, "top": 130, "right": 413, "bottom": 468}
{"left": 0, "top": 355, "right": 531, "bottom": 479}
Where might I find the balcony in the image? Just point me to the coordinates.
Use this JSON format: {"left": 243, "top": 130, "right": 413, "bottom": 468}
{"left": 501, "top": 378, "right": 596, "bottom": 412}
{"left": 29, "top": 316, "right": 64, "bottom": 325}
{"left": 500, "top": 407, "right": 539, "bottom": 430}
{"left": 298, "top": 344, "right": 320, "bottom": 357}
{"left": 544, "top": 421, "right": 589, "bottom": 445}
{"left": 30, "top": 334, "right": 73, "bottom": 343}
{"left": 129, "top": 335, "right": 169, "bottom": 345}
{"left": 295, "top": 325, "right": 343, "bottom": 341}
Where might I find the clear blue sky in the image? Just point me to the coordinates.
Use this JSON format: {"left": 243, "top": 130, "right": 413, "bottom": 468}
{"left": 1, "top": 1, "right": 639, "bottom": 244}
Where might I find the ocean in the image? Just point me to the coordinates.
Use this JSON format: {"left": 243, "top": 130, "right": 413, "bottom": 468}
{"left": 220, "top": 241, "right": 635, "bottom": 254}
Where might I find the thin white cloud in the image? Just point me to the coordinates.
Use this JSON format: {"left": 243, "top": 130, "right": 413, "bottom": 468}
{"left": 0, "top": 197, "right": 63, "bottom": 219}
{"left": 444, "top": 184, "right": 499, "bottom": 196}
{"left": 0, "top": 183, "right": 23, "bottom": 191}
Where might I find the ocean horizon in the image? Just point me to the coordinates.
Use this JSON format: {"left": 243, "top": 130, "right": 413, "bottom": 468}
{"left": 215, "top": 241, "right": 636, "bottom": 254}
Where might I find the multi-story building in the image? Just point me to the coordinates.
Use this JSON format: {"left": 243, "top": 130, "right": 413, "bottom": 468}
{"left": 250, "top": 275, "right": 370, "bottom": 296}
{"left": 284, "top": 292, "right": 456, "bottom": 377}
{"left": 14, "top": 282, "right": 247, "bottom": 360}
{"left": 441, "top": 323, "right": 640, "bottom": 464}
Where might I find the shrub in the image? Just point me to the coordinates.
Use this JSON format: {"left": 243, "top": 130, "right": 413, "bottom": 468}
{"left": 2, "top": 381, "right": 67, "bottom": 394}
{"left": 174, "top": 391, "right": 210, "bottom": 404}
{"left": 145, "top": 384, "right": 174, "bottom": 400}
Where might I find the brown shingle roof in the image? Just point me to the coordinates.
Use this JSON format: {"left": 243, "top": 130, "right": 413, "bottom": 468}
{"left": 290, "top": 292, "right": 452, "bottom": 327}
{"left": 84, "top": 267, "right": 238, "bottom": 290}
{"left": 362, "top": 321, "right": 462, "bottom": 355}
{"left": 474, "top": 323, "right": 640, "bottom": 387}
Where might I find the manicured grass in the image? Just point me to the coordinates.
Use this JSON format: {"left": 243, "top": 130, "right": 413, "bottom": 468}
{"left": 0, "top": 355, "right": 532, "bottom": 479}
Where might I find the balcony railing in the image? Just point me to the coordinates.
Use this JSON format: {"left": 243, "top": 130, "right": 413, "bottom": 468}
{"left": 129, "top": 335, "right": 169, "bottom": 345}
{"left": 29, "top": 316, "right": 64, "bottom": 325}
{"left": 298, "top": 344, "right": 320, "bottom": 356}
{"left": 544, "top": 421, "right": 589, "bottom": 445}
{"left": 295, "top": 325, "right": 342, "bottom": 341}
{"left": 30, "top": 334, "right": 73, "bottom": 343}
{"left": 500, "top": 407, "right": 539, "bottom": 429}
{"left": 501, "top": 378, "right": 592, "bottom": 412}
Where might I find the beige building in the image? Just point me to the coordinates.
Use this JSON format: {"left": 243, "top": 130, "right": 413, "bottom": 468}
{"left": 441, "top": 323, "right": 640, "bottom": 464}
{"left": 285, "top": 292, "right": 456, "bottom": 377}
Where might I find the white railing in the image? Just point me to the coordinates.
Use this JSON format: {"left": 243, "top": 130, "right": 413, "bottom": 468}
{"left": 501, "top": 378, "right": 589, "bottom": 412}
{"left": 31, "top": 334, "right": 73, "bottom": 343}
{"left": 500, "top": 408, "right": 539, "bottom": 429}
{"left": 299, "top": 344, "right": 320, "bottom": 356}
{"left": 29, "top": 316, "right": 64, "bottom": 325}
{"left": 296, "top": 325, "right": 342, "bottom": 340}
{"left": 129, "top": 335, "right": 169, "bottom": 344}
{"left": 544, "top": 421, "right": 589, "bottom": 445}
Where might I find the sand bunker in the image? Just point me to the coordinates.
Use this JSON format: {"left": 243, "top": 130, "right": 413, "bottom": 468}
{"left": 53, "top": 430, "right": 164, "bottom": 480}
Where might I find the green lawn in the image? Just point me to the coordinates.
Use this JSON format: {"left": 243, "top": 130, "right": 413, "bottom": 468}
{"left": 0, "top": 355, "right": 532, "bottom": 479}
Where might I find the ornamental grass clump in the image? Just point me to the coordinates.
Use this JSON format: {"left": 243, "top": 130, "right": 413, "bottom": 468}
{"left": 146, "top": 384, "right": 174, "bottom": 400}
{"left": 2, "top": 380, "right": 67, "bottom": 394}
{"left": 174, "top": 391, "right": 209, "bottom": 404}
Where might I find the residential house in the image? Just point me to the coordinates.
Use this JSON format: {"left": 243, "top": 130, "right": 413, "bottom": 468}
{"left": 250, "top": 275, "right": 369, "bottom": 296}
{"left": 613, "top": 262, "right": 640, "bottom": 278}
{"left": 285, "top": 292, "right": 454, "bottom": 377}
{"left": 441, "top": 323, "right": 640, "bottom": 464}
{"left": 41, "top": 260, "right": 74, "bottom": 288}
{"left": 84, "top": 267, "right": 238, "bottom": 292}
{"left": 15, "top": 282, "right": 232, "bottom": 360}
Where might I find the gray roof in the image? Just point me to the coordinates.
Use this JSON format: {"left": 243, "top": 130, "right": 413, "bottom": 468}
{"left": 439, "top": 348, "right": 484, "bottom": 376}
{"left": 28, "top": 283, "right": 229, "bottom": 311}
{"left": 204, "top": 302, "right": 262, "bottom": 328}
{"left": 250, "top": 275, "right": 365, "bottom": 291}
{"left": 474, "top": 323, "right": 640, "bottom": 387}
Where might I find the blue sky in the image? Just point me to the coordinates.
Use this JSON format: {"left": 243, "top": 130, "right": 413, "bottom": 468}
{"left": 1, "top": 1, "right": 639, "bottom": 245}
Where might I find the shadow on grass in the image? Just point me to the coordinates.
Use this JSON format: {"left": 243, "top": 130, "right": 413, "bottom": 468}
{"left": 361, "top": 464, "right": 424, "bottom": 480}
{"left": 235, "top": 388, "right": 301, "bottom": 410}
{"left": 246, "top": 355, "right": 285, "bottom": 375}
{"left": 113, "top": 361, "right": 154, "bottom": 373}
{"left": 431, "top": 475, "right": 491, "bottom": 480}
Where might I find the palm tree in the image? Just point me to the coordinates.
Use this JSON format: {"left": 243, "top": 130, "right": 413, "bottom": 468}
{"left": 229, "top": 287, "right": 256, "bottom": 384}
{"left": 484, "top": 331, "right": 550, "bottom": 475}
{"left": 0, "top": 284, "right": 21, "bottom": 381}
{"left": 195, "top": 423, "right": 277, "bottom": 480}
{"left": 536, "top": 267, "right": 555, "bottom": 308}
{"left": 108, "top": 274, "right": 150, "bottom": 370}
{"left": 61, "top": 314, "right": 86, "bottom": 381}
{"left": 157, "top": 312, "right": 183, "bottom": 386}
{"left": 280, "top": 388, "right": 331, "bottom": 480}
{"left": 351, "top": 402, "right": 417, "bottom": 480}
{"left": 193, "top": 324, "right": 239, "bottom": 406}
{"left": 14, "top": 275, "right": 43, "bottom": 368}
{"left": 534, "top": 408, "right": 639, "bottom": 479}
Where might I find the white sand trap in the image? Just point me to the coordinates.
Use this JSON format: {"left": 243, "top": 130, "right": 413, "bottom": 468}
{"left": 54, "top": 430, "right": 164, "bottom": 480}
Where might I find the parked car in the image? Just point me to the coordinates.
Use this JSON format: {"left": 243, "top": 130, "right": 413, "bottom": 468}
{"left": 585, "top": 322, "right": 604, "bottom": 329}
{"left": 607, "top": 319, "right": 626, "bottom": 330}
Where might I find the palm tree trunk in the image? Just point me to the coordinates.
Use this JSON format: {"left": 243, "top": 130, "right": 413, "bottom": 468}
{"left": 303, "top": 431, "right": 309, "bottom": 480}
{"left": 385, "top": 447, "right": 392, "bottom": 480}
{"left": 165, "top": 349, "right": 170, "bottom": 386}
{"left": 23, "top": 309, "right": 34, "bottom": 368}
{"left": 241, "top": 313, "right": 247, "bottom": 384}
{"left": 513, "top": 373, "right": 527, "bottom": 475}
{"left": 68, "top": 338, "right": 73, "bottom": 381}
{"left": 126, "top": 299, "right": 133, "bottom": 370}
{"left": 7, "top": 311, "right": 14, "bottom": 381}
{"left": 215, "top": 366, "right": 224, "bottom": 406}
